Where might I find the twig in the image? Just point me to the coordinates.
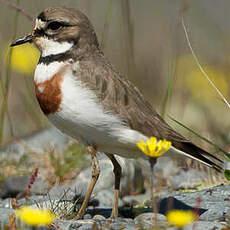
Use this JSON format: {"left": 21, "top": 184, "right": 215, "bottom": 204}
{"left": 192, "top": 195, "right": 201, "bottom": 230}
{"left": 1, "top": 0, "right": 33, "bottom": 21}
{"left": 181, "top": 15, "right": 230, "bottom": 110}
{"left": 25, "top": 168, "right": 39, "bottom": 202}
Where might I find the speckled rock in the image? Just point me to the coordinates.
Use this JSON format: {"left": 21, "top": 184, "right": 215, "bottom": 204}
{"left": 184, "top": 221, "right": 226, "bottom": 230}
{"left": 134, "top": 212, "right": 167, "bottom": 229}
{"left": 170, "top": 169, "right": 206, "bottom": 189}
{"left": 0, "top": 176, "right": 47, "bottom": 199}
{"left": 1, "top": 127, "right": 71, "bottom": 160}
{"left": 56, "top": 219, "right": 97, "bottom": 230}
{"left": 71, "top": 155, "right": 143, "bottom": 198}
{"left": 93, "top": 189, "right": 123, "bottom": 208}
{"left": 164, "top": 185, "right": 230, "bottom": 221}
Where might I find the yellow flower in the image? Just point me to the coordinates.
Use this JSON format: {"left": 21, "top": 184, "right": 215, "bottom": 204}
{"left": 166, "top": 210, "right": 196, "bottom": 227}
{"left": 137, "top": 136, "right": 171, "bottom": 158}
{"left": 16, "top": 206, "right": 55, "bottom": 226}
{"left": 8, "top": 43, "right": 39, "bottom": 75}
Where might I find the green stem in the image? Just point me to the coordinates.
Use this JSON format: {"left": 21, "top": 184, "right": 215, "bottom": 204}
{"left": 0, "top": 0, "right": 20, "bottom": 148}
{"left": 161, "top": 56, "right": 175, "bottom": 119}
{"left": 169, "top": 115, "right": 229, "bottom": 157}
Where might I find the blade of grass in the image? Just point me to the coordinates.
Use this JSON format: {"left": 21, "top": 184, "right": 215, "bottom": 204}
{"left": 0, "top": 64, "right": 14, "bottom": 139}
{"left": 0, "top": 0, "right": 20, "bottom": 148}
{"left": 169, "top": 115, "right": 229, "bottom": 157}
{"left": 100, "top": 0, "right": 113, "bottom": 50}
{"left": 120, "top": 0, "right": 135, "bottom": 77}
{"left": 22, "top": 76, "right": 44, "bottom": 128}
{"left": 161, "top": 54, "right": 176, "bottom": 119}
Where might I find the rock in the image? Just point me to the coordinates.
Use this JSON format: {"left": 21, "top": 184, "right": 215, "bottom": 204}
{"left": 184, "top": 221, "right": 227, "bottom": 230}
{"left": 93, "top": 189, "right": 123, "bottom": 208}
{"left": 48, "top": 185, "right": 76, "bottom": 200}
{"left": 109, "top": 221, "right": 135, "bottom": 230}
{"left": 122, "top": 195, "right": 207, "bottom": 217}
{"left": 122, "top": 192, "right": 150, "bottom": 206}
{"left": 102, "top": 218, "right": 135, "bottom": 230}
{"left": 71, "top": 155, "right": 144, "bottom": 199}
{"left": 199, "top": 208, "right": 224, "bottom": 221}
{"left": 0, "top": 198, "right": 12, "bottom": 208}
{"left": 154, "top": 157, "right": 179, "bottom": 179}
{"left": 93, "top": 214, "right": 106, "bottom": 220}
{"left": 158, "top": 197, "right": 206, "bottom": 215}
{"left": 163, "top": 185, "right": 230, "bottom": 222}
{"left": 55, "top": 219, "right": 97, "bottom": 230}
{"left": 0, "top": 176, "right": 47, "bottom": 199}
{"left": 83, "top": 214, "right": 92, "bottom": 220}
{"left": 170, "top": 169, "right": 206, "bottom": 189}
{"left": 134, "top": 212, "right": 167, "bottom": 229}
{"left": 67, "top": 220, "right": 97, "bottom": 230}
{"left": 1, "top": 127, "right": 71, "bottom": 160}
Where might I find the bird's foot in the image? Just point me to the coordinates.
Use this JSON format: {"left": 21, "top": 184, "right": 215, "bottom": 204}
{"left": 109, "top": 206, "right": 118, "bottom": 219}
{"left": 74, "top": 210, "right": 85, "bottom": 220}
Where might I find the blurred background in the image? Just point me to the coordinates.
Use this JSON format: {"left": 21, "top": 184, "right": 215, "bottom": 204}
{"left": 0, "top": 0, "right": 230, "bottom": 180}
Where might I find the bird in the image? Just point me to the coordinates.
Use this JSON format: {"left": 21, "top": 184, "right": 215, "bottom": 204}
{"left": 11, "top": 7, "right": 223, "bottom": 219}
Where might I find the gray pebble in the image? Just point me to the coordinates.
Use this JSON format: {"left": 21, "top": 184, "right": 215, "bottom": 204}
{"left": 93, "top": 214, "right": 106, "bottom": 220}
{"left": 83, "top": 214, "right": 92, "bottom": 220}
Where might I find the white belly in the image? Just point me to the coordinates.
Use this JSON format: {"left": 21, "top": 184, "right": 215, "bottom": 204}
{"left": 47, "top": 72, "right": 147, "bottom": 158}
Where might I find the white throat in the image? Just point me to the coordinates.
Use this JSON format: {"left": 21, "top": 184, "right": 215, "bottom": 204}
{"left": 34, "top": 61, "right": 66, "bottom": 84}
{"left": 37, "top": 37, "right": 73, "bottom": 57}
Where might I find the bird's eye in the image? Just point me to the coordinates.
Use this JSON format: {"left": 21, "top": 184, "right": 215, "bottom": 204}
{"left": 47, "top": 21, "right": 63, "bottom": 31}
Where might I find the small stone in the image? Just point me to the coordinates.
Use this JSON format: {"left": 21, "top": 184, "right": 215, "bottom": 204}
{"left": 93, "top": 214, "right": 106, "bottom": 220}
{"left": 0, "top": 176, "right": 47, "bottom": 199}
{"left": 83, "top": 214, "right": 92, "bottom": 219}
{"left": 68, "top": 220, "right": 96, "bottom": 230}
{"left": 135, "top": 212, "right": 166, "bottom": 222}
{"left": 134, "top": 212, "right": 167, "bottom": 229}
{"left": 109, "top": 219, "right": 136, "bottom": 230}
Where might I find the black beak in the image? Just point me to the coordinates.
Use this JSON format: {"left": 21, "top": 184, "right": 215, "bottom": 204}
{"left": 10, "top": 34, "right": 35, "bottom": 47}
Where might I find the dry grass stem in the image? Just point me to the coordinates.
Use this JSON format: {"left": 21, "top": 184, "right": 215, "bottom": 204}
{"left": 181, "top": 15, "right": 230, "bottom": 110}
{"left": 1, "top": 0, "right": 33, "bottom": 21}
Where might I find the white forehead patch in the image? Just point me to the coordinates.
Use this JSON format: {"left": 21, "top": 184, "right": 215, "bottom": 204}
{"left": 35, "top": 19, "right": 46, "bottom": 30}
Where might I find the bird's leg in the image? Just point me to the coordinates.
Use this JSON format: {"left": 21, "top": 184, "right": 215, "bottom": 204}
{"left": 75, "top": 146, "right": 100, "bottom": 220}
{"left": 105, "top": 153, "right": 122, "bottom": 218}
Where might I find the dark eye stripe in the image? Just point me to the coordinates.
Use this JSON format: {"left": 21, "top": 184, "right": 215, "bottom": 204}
{"left": 47, "top": 21, "right": 63, "bottom": 30}
{"left": 46, "top": 20, "right": 77, "bottom": 27}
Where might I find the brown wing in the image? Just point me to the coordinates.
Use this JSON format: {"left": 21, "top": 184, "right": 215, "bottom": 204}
{"left": 75, "top": 55, "right": 184, "bottom": 141}
{"left": 73, "top": 53, "right": 222, "bottom": 171}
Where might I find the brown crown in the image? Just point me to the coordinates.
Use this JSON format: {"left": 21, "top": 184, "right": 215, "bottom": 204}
{"left": 36, "top": 7, "right": 99, "bottom": 51}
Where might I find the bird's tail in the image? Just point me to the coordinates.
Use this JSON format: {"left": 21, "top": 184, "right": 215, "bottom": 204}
{"left": 171, "top": 141, "right": 223, "bottom": 172}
